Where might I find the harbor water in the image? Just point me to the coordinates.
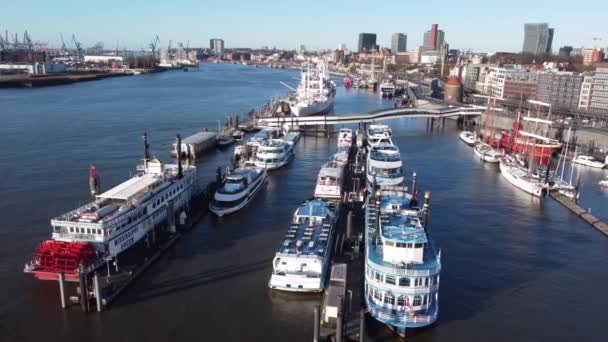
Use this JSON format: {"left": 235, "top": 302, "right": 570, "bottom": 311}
{"left": 1, "top": 64, "right": 608, "bottom": 341}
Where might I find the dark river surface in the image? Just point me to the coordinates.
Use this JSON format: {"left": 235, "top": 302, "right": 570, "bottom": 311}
{"left": 1, "top": 64, "right": 608, "bottom": 342}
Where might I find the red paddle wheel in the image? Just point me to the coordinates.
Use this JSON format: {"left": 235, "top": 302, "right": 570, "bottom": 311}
{"left": 25, "top": 240, "right": 97, "bottom": 281}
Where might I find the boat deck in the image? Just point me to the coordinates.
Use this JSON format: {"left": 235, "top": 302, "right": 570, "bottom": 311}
{"left": 276, "top": 200, "right": 335, "bottom": 257}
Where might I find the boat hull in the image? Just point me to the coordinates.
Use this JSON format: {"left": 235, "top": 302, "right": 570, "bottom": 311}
{"left": 290, "top": 96, "right": 335, "bottom": 117}
{"left": 209, "top": 174, "right": 267, "bottom": 217}
{"left": 499, "top": 159, "right": 546, "bottom": 197}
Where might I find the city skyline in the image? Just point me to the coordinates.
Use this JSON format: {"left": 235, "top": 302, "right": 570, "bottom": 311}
{"left": 2, "top": 0, "right": 608, "bottom": 52}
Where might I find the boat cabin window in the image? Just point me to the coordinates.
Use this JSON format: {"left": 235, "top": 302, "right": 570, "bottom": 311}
{"left": 69, "top": 227, "right": 74, "bottom": 233}
{"left": 374, "top": 271, "right": 382, "bottom": 282}
{"left": 226, "top": 178, "right": 244, "bottom": 185}
{"left": 397, "top": 296, "right": 406, "bottom": 306}
{"left": 413, "top": 296, "right": 422, "bottom": 306}
{"left": 384, "top": 294, "right": 395, "bottom": 305}
{"left": 399, "top": 277, "right": 410, "bottom": 287}
{"left": 385, "top": 275, "right": 396, "bottom": 285}
{"left": 373, "top": 289, "right": 381, "bottom": 301}
{"left": 385, "top": 241, "right": 395, "bottom": 247}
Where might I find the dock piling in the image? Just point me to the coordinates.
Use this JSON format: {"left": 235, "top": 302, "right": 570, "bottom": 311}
{"left": 359, "top": 310, "right": 365, "bottom": 342}
{"left": 93, "top": 273, "right": 102, "bottom": 312}
{"left": 346, "top": 211, "right": 353, "bottom": 240}
{"left": 78, "top": 266, "right": 88, "bottom": 312}
{"left": 336, "top": 295, "right": 344, "bottom": 342}
{"left": 58, "top": 272, "right": 66, "bottom": 309}
{"left": 313, "top": 305, "right": 320, "bottom": 342}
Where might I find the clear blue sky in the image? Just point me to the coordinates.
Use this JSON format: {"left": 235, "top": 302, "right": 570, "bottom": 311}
{"left": 2, "top": 0, "right": 607, "bottom": 52}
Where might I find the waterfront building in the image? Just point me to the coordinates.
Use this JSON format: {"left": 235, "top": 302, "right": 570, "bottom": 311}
{"left": 484, "top": 65, "right": 538, "bottom": 100}
{"left": 537, "top": 71, "right": 584, "bottom": 109}
{"left": 423, "top": 24, "right": 444, "bottom": 51}
{"left": 522, "top": 23, "right": 554, "bottom": 55}
{"left": 391, "top": 33, "right": 407, "bottom": 55}
{"left": 358, "top": 33, "right": 377, "bottom": 52}
{"left": 579, "top": 64, "right": 608, "bottom": 114}
{"left": 210, "top": 38, "right": 225, "bottom": 55}
{"left": 559, "top": 46, "right": 573, "bottom": 57}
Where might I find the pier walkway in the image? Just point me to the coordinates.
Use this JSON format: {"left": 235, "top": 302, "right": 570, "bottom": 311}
{"left": 256, "top": 104, "right": 484, "bottom": 128}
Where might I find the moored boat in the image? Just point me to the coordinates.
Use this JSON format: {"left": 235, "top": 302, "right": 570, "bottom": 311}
{"left": 268, "top": 198, "right": 338, "bottom": 292}
{"left": 572, "top": 155, "right": 606, "bottom": 169}
{"left": 254, "top": 139, "right": 294, "bottom": 170}
{"left": 314, "top": 161, "right": 344, "bottom": 200}
{"left": 459, "top": 131, "right": 476, "bottom": 146}
{"left": 364, "top": 186, "right": 441, "bottom": 336}
{"left": 366, "top": 144, "right": 404, "bottom": 189}
{"left": 217, "top": 134, "right": 235, "bottom": 147}
{"left": 209, "top": 163, "right": 267, "bottom": 217}
{"left": 24, "top": 135, "right": 196, "bottom": 281}
{"left": 499, "top": 154, "right": 551, "bottom": 197}
{"left": 473, "top": 142, "right": 502, "bottom": 163}
{"left": 337, "top": 128, "right": 354, "bottom": 148}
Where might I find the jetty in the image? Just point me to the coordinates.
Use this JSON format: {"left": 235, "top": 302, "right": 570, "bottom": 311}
{"left": 171, "top": 131, "right": 217, "bottom": 159}
{"left": 550, "top": 192, "right": 608, "bottom": 237}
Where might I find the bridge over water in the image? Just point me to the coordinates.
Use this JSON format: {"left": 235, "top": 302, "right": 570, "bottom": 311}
{"left": 256, "top": 105, "right": 485, "bottom": 128}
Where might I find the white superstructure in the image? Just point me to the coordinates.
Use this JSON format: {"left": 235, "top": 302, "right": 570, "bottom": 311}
{"left": 288, "top": 61, "right": 336, "bottom": 116}
{"left": 314, "top": 161, "right": 344, "bottom": 200}
{"left": 572, "top": 155, "right": 606, "bottom": 169}
{"left": 366, "top": 144, "right": 404, "bottom": 188}
{"left": 209, "top": 163, "right": 267, "bottom": 217}
{"left": 254, "top": 139, "right": 294, "bottom": 170}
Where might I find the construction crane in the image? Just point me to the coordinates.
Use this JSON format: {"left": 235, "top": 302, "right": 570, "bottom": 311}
{"left": 72, "top": 34, "right": 83, "bottom": 62}
{"left": 23, "top": 30, "right": 33, "bottom": 50}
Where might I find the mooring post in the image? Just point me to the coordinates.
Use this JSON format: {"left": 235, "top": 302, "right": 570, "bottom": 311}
{"left": 412, "top": 171, "right": 417, "bottom": 196}
{"left": 313, "top": 305, "right": 320, "bottom": 342}
{"left": 94, "top": 273, "right": 102, "bottom": 312}
{"left": 336, "top": 295, "right": 344, "bottom": 342}
{"left": 346, "top": 210, "right": 353, "bottom": 240}
{"left": 58, "top": 272, "right": 66, "bottom": 309}
{"left": 359, "top": 309, "right": 365, "bottom": 342}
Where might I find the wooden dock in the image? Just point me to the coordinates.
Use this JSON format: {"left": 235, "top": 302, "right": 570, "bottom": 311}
{"left": 549, "top": 192, "right": 608, "bottom": 236}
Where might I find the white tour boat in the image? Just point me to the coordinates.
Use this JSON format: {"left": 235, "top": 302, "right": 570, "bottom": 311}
{"left": 366, "top": 144, "right": 404, "bottom": 189}
{"left": 314, "top": 161, "right": 344, "bottom": 200}
{"left": 268, "top": 199, "right": 338, "bottom": 292}
{"left": 254, "top": 139, "right": 294, "bottom": 170}
{"left": 209, "top": 163, "right": 268, "bottom": 217}
{"left": 337, "top": 128, "right": 354, "bottom": 148}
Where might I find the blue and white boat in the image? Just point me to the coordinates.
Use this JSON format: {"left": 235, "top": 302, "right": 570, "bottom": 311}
{"left": 209, "top": 162, "right": 268, "bottom": 217}
{"left": 364, "top": 186, "right": 441, "bottom": 336}
{"left": 366, "top": 144, "right": 404, "bottom": 189}
{"left": 268, "top": 199, "right": 338, "bottom": 292}
{"left": 254, "top": 139, "right": 294, "bottom": 170}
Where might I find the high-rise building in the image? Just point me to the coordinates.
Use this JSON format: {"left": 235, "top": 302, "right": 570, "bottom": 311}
{"left": 559, "top": 46, "right": 573, "bottom": 57}
{"left": 210, "top": 38, "right": 224, "bottom": 55}
{"left": 423, "top": 24, "right": 445, "bottom": 51}
{"left": 522, "top": 23, "right": 554, "bottom": 55}
{"left": 391, "top": 33, "right": 407, "bottom": 55}
{"left": 358, "top": 33, "right": 377, "bottom": 52}
{"left": 338, "top": 43, "right": 346, "bottom": 51}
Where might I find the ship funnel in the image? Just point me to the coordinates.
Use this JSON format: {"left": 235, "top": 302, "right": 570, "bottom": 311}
{"left": 143, "top": 133, "right": 150, "bottom": 168}
{"left": 89, "top": 165, "right": 101, "bottom": 196}
{"left": 176, "top": 134, "right": 183, "bottom": 179}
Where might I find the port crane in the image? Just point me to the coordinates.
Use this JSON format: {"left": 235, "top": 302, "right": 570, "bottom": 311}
{"left": 60, "top": 33, "right": 67, "bottom": 55}
{"left": 72, "top": 34, "right": 83, "bottom": 62}
{"left": 149, "top": 34, "right": 160, "bottom": 56}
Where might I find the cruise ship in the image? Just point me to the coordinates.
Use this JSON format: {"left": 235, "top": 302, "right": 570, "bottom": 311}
{"left": 366, "top": 144, "right": 404, "bottom": 189}
{"left": 364, "top": 186, "right": 441, "bottom": 336}
{"left": 254, "top": 139, "right": 294, "bottom": 170}
{"left": 314, "top": 161, "right": 344, "bottom": 200}
{"left": 209, "top": 162, "right": 268, "bottom": 217}
{"left": 268, "top": 199, "right": 338, "bottom": 292}
{"left": 288, "top": 62, "right": 336, "bottom": 117}
{"left": 24, "top": 135, "right": 197, "bottom": 281}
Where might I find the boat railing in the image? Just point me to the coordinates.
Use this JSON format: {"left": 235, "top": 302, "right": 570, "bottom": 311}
{"left": 367, "top": 299, "right": 437, "bottom": 324}
{"left": 365, "top": 257, "right": 439, "bottom": 277}
{"left": 365, "top": 275, "right": 440, "bottom": 294}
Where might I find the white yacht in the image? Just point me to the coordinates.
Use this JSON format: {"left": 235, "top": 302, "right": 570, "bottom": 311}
{"left": 473, "top": 142, "right": 502, "bottom": 163}
{"left": 209, "top": 163, "right": 267, "bottom": 217}
{"left": 268, "top": 199, "right": 338, "bottom": 292}
{"left": 254, "top": 139, "right": 294, "bottom": 170}
{"left": 366, "top": 144, "right": 404, "bottom": 189}
{"left": 459, "top": 131, "right": 476, "bottom": 146}
{"left": 599, "top": 177, "right": 608, "bottom": 188}
{"left": 337, "top": 128, "right": 354, "bottom": 148}
{"left": 572, "top": 155, "right": 606, "bottom": 169}
{"left": 288, "top": 62, "right": 336, "bottom": 117}
{"left": 367, "top": 125, "right": 394, "bottom": 149}
{"left": 314, "top": 161, "right": 344, "bottom": 200}
{"left": 246, "top": 128, "right": 277, "bottom": 148}
{"left": 333, "top": 146, "right": 350, "bottom": 167}
{"left": 379, "top": 81, "right": 396, "bottom": 97}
